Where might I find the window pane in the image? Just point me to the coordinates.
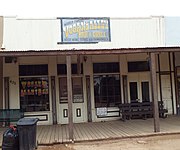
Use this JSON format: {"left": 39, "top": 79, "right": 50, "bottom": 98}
{"left": 141, "top": 82, "right": 150, "bottom": 102}
{"left": 73, "top": 77, "right": 83, "bottom": 103}
{"left": 19, "top": 65, "right": 48, "bottom": 76}
{"left": 20, "top": 77, "right": 49, "bottom": 112}
{"left": 57, "top": 64, "right": 67, "bottom": 75}
{"left": 129, "top": 82, "right": 138, "bottom": 102}
{"left": 59, "top": 77, "right": 68, "bottom": 103}
{"left": 94, "top": 75, "right": 121, "bottom": 107}
{"left": 93, "top": 62, "right": 119, "bottom": 73}
{"left": 59, "top": 77, "right": 83, "bottom": 103}
{"left": 57, "top": 64, "right": 83, "bottom": 75}
{"left": 128, "top": 61, "right": 150, "bottom": 72}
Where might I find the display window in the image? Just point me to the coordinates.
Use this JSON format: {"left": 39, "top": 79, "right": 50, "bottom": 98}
{"left": 20, "top": 77, "right": 50, "bottom": 112}
{"left": 93, "top": 62, "right": 121, "bottom": 107}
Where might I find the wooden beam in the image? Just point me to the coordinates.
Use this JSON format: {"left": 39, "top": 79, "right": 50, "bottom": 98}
{"left": 150, "top": 53, "right": 160, "bottom": 132}
{"left": 66, "top": 56, "right": 74, "bottom": 141}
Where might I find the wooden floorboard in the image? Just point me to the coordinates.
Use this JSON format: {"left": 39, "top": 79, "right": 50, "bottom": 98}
{"left": 1, "top": 116, "right": 180, "bottom": 146}
{"left": 88, "top": 122, "right": 109, "bottom": 139}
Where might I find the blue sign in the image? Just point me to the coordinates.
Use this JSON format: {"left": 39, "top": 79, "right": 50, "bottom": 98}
{"left": 60, "top": 18, "right": 111, "bottom": 43}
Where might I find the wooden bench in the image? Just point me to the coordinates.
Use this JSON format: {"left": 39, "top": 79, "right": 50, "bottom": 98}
{"left": 118, "top": 101, "right": 168, "bottom": 121}
{"left": 0, "top": 109, "right": 24, "bottom": 125}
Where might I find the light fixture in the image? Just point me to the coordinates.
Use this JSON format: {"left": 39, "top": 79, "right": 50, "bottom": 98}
{"left": 83, "top": 56, "right": 87, "bottom": 62}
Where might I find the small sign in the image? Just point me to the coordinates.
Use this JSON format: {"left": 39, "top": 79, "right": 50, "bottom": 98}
{"left": 96, "top": 107, "right": 107, "bottom": 117}
{"left": 60, "top": 18, "right": 111, "bottom": 43}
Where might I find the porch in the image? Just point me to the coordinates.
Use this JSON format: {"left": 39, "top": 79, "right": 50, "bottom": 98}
{"left": 1, "top": 116, "right": 180, "bottom": 146}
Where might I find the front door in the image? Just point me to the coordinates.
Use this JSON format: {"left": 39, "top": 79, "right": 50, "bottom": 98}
{"left": 161, "top": 75, "right": 172, "bottom": 114}
{"left": 59, "top": 76, "right": 85, "bottom": 124}
{"left": 128, "top": 73, "right": 151, "bottom": 103}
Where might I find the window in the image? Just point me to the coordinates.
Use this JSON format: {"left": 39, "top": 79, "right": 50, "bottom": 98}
{"left": 141, "top": 82, "right": 150, "bottom": 102}
{"left": 94, "top": 75, "right": 121, "bottom": 107}
{"left": 93, "top": 62, "right": 119, "bottom": 73}
{"left": 128, "top": 61, "right": 150, "bottom": 72}
{"left": 59, "top": 77, "right": 83, "bottom": 103}
{"left": 93, "top": 62, "right": 121, "bottom": 107}
{"left": 19, "top": 64, "right": 49, "bottom": 112}
{"left": 129, "top": 82, "right": 138, "bottom": 102}
{"left": 19, "top": 65, "right": 48, "bottom": 76}
{"left": 20, "top": 77, "right": 49, "bottom": 112}
{"left": 57, "top": 64, "right": 83, "bottom": 75}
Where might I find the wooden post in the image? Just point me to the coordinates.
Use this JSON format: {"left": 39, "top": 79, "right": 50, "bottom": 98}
{"left": 150, "top": 53, "right": 160, "bottom": 132}
{"left": 66, "top": 56, "right": 74, "bottom": 141}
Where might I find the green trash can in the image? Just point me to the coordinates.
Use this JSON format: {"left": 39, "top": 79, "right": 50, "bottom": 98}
{"left": 17, "top": 118, "right": 38, "bottom": 150}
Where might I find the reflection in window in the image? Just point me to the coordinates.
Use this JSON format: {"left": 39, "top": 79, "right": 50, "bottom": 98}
{"left": 94, "top": 75, "right": 121, "bottom": 107}
{"left": 19, "top": 77, "right": 49, "bottom": 112}
{"left": 59, "top": 77, "right": 83, "bottom": 103}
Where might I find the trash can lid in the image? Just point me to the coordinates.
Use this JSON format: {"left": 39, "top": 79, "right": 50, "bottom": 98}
{"left": 17, "top": 118, "right": 38, "bottom": 126}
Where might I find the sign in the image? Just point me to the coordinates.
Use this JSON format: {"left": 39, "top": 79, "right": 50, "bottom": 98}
{"left": 60, "top": 18, "right": 111, "bottom": 43}
{"left": 96, "top": 107, "right": 107, "bottom": 117}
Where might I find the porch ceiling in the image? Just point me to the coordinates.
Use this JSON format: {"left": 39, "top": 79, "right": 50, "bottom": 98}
{"left": 0, "top": 46, "right": 180, "bottom": 57}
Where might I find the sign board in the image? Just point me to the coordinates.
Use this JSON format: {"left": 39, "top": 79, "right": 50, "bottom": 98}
{"left": 96, "top": 107, "right": 107, "bottom": 117}
{"left": 60, "top": 18, "right": 111, "bottom": 43}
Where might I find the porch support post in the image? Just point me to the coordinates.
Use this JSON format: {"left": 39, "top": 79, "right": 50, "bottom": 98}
{"left": 150, "top": 52, "right": 160, "bottom": 132}
{"left": 66, "top": 55, "right": 74, "bottom": 141}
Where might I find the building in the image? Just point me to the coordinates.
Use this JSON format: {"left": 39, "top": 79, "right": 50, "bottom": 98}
{"left": 1, "top": 16, "right": 179, "bottom": 131}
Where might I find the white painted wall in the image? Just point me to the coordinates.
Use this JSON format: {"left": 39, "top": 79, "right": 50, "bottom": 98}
{"left": 3, "top": 17, "right": 164, "bottom": 51}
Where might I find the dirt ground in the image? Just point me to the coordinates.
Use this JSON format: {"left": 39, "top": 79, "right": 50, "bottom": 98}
{"left": 38, "top": 134, "right": 180, "bottom": 150}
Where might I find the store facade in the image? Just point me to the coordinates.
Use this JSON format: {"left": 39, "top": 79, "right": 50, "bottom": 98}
{"left": 1, "top": 16, "right": 179, "bottom": 126}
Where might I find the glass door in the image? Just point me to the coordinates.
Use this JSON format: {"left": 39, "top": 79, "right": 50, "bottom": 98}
{"left": 129, "top": 82, "right": 138, "bottom": 103}
{"left": 129, "top": 81, "right": 150, "bottom": 103}
{"left": 141, "top": 81, "right": 150, "bottom": 102}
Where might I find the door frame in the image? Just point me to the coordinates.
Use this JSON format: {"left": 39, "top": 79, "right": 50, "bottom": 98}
{"left": 51, "top": 76, "right": 57, "bottom": 124}
{"left": 86, "top": 75, "right": 92, "bottom": 122}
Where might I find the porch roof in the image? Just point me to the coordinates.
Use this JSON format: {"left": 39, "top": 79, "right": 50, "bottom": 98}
{"left": 0, "top": 46, "right": 180, "bottom": 57}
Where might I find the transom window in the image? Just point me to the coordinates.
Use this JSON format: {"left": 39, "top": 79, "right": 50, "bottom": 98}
{"left": 128, "top": 61, "right": 150, "bottom": 72}
{"left": 57, "top": 64, "right": 83, "bottom": 75}
{"left": 93, "top": 62, "right": 119, "bottom": 73}
{"left": 19, "top": 65, "right": 48, "bottom": 76}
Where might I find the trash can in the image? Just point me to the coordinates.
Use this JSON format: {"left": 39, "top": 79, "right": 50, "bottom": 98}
{"left": 17, "top": 118, "right": 38, "bottom": 150}
{"left": 2, "top": 125, "right": 19, "bottom": 150}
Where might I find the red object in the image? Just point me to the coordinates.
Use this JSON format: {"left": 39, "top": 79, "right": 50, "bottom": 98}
{"left": 9, "top": 125, "right": 16, "bottom": 131}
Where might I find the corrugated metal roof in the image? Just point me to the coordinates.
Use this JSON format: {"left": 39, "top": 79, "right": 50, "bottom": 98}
{"left": 0, "top": 46, "right": 180, "bottom": 57}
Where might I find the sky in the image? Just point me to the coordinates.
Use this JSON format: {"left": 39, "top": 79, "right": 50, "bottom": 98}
{"left": 0, "top": 0, "right": 180, "bottom": 18}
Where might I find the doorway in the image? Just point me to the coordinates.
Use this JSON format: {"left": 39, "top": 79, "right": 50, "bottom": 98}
{"left": 128, "top": 73, "right": 151, "bottom": 103}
